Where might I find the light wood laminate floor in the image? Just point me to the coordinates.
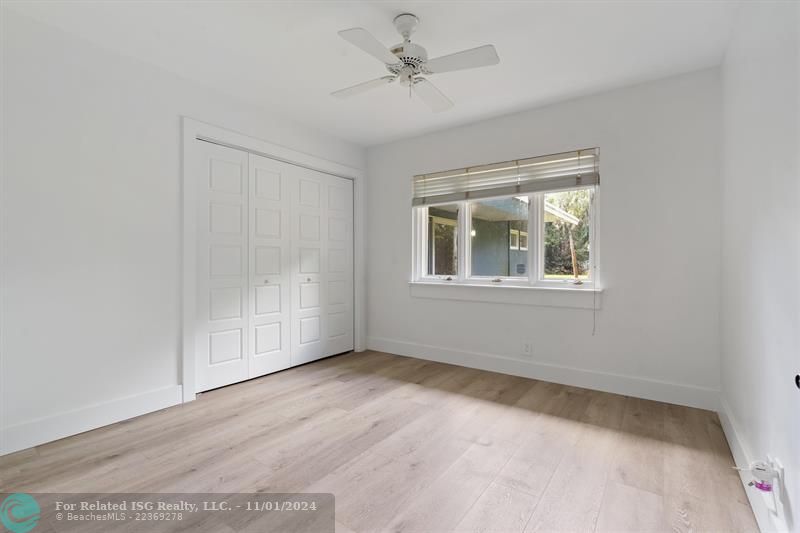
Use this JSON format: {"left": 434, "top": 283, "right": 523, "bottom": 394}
{"left": 0, "top": 351, "right": 757, "bottom": 532}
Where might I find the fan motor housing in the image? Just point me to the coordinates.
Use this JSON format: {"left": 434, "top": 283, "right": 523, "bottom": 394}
{"left": 387, "top": 42, "right": 428, "bottom": 76}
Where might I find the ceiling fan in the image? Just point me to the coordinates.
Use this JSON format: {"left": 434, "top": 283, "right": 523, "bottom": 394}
{"left": 332, "top": 13, "right": 500, "bottom": 112}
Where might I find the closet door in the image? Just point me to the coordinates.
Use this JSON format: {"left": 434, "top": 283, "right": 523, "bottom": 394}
{"left": 290, "top": 169, "right": 354, "bottom": 365}
{"left": 325, "top": 174, "right": 354, "bottom": 356}
{"left": 248, "top": 154, "right": 292, "bottom": 376}
{"left": 195, "top": 142, "right": 249, "bottom": 392}
{"left": 193, "top": 140, "right": 354, "bottom": 390}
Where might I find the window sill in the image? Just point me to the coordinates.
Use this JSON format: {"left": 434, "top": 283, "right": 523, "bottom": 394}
{"left": 409, "top": 281, "right": 602, "bottom": 309}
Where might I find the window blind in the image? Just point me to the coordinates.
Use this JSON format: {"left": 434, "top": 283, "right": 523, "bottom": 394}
{"left": 412, "top": 148, "right": 599, "bottom": 206}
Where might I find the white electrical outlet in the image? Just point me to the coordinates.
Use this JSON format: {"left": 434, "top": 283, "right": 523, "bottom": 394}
{"left": 764, "top": 455, "right": 787, "bottom": 527}
{"left": 766, "top": 455, "right": 784, "bottom": 482}
{"left": 738, "top": 454, "right": 788, "bottom": 527}
{"left": 522, "top": 342, "right": 532, "bottom": 356}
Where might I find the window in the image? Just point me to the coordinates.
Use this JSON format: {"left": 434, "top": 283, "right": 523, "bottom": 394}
{"left": 471, "top": 197, "right": 529, "bottom": 278}
{"left": 427, "top": 206, "right": 459, "bottom": 277}
{"left": 543, "top": 189, "right": 591, "bottom": 281}
{"left": 412, "top": 149, "right": 598, "bottom": 288}
{"left": 509, "top": 229, "right": 529, "bottom": 252}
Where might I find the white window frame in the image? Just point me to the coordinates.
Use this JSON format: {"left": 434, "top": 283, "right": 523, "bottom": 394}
{"left": 412, "top": 186, "right": 598, "bottom": 290}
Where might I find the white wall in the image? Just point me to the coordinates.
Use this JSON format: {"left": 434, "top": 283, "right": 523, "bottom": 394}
{"left": 0, "top": 10, "right": 365, "bottom": 454}
{"left": 366, "top": 69, "right": 722, "bottom": 409}
{"left": 719, "top": 2, "right": 799, "bottom": 531}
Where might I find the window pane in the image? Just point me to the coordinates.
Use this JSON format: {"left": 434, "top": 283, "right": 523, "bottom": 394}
{"left": 470, "top": 197, "right": 529, "bottom": 277}
{"left": 427, "top": 205, "right": 459, "bottom": 276}
{"left": 543, "top": 189, "right": 591, "bottom": 280}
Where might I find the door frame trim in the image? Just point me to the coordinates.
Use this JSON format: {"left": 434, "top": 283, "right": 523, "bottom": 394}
{"left": 181, "top": 117, "right": 365, "bottom": 402}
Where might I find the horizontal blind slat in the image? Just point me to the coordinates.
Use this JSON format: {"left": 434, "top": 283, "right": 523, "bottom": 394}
{"left": 412, "top": 172, "right": 599, "bottom": 206}
{"left": 412, "top": 148, "right": 599, "bottom": 204}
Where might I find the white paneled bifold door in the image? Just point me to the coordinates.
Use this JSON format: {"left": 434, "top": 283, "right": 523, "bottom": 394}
{"left": 291, "top": 167, "right": 354, "bottom": 365}
{"left": 195, "top": 141, "right": 353, "bottom": 392}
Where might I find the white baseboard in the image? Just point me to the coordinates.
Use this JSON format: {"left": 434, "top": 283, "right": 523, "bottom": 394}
{"left": 0, "top": 385, "right": 183, "bottom": 456}
{"left": 718, "top": 398, "right": 788, "bottom": 532}
{"left": 367, "top": 336, "right": 720, "bottom": 410}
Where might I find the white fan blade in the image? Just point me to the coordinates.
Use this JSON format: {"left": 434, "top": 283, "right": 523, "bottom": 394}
{"left": 338, "top": 28, "right": 400, "bottom": 65}
{"left": 331, "top": 76, "right": 396, "bottom": 99}
{"left": 412, "top": 78, "right": 453, "bottom": 112}
{"left": 425, "top": 44, "right": 499, "bottom": 74}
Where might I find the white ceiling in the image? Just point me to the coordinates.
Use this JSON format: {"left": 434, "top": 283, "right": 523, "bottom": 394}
{"left": 6, "top": 1, "right": 737, "bottom": 146}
